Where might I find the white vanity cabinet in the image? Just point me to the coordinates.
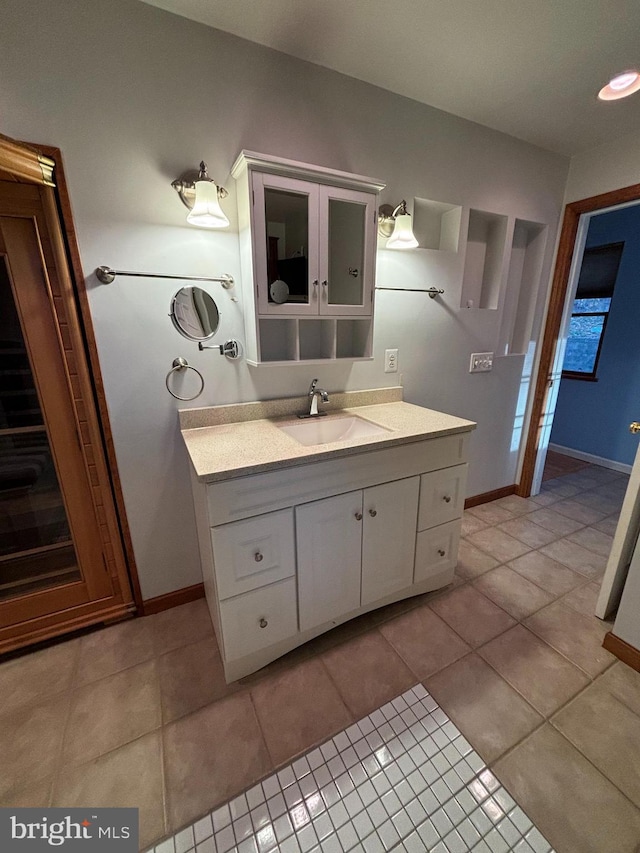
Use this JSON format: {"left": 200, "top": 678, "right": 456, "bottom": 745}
{"left": 191, "top": 428, "right": 471, "bottom": 682}
{"left": 231, "top": 151, "right": 385, "bottom": 364}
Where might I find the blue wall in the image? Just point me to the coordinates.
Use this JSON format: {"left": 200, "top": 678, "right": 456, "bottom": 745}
{"left": 550, "top": 204, "right": 640, "bottom": 466}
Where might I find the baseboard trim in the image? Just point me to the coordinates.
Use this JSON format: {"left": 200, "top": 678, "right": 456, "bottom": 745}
{"left": 142, "top": 583, "right": 205, "bottom": 616}
{"left": 0, "top": 602, "right": 136, "bottom": 657}
{"left": 603, "top": 631, "right": 640, "bottom": 673}
{"left": 549, "top": 443, "right": 632, "bottom": 475}
{"left": 464, "top": 484, "right": 516, "bottom": 509}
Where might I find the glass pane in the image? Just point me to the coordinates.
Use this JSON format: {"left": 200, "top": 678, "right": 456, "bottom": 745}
{"left": 573, "top": 297, "right": 611, "bottom": 313}
{"left": 564, "top": 313, "right": 606, "bottom": 374}
{"left": 327, "top": 199, "right": 365, "bottom": 306}
{"left": 264, "top": 188, "right": 309, "bottom": 305}
{"left": 0, "top": 259, "right": 80, "bottom": 600}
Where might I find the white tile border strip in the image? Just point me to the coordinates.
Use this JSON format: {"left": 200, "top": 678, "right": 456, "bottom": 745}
{"left": 147, "top": 685, "right": 554, "bottom": 853}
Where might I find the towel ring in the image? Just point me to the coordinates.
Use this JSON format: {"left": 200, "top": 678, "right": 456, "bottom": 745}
{"left": 165, "top": 357, "right": 204, "bottom": 401}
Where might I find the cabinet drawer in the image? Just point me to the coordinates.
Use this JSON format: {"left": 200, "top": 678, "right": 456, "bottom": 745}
{"left": 414, "top": 520, "right": 460, "bottom": 583}
{"left": 418, "top": 464, "right": 467, "bottom": 531}
{"left": 219, "top": 578, "right": 298, "bottom": 661}
{"left": 211, "top": 509, "right": 295, "bottom": 600}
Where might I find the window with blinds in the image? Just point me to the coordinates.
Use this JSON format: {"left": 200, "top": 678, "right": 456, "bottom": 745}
{"left": 562, "top": 241, "right": 624, "bottom": 380}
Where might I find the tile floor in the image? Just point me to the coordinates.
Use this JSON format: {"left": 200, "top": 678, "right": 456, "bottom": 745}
{"left": 146, "top": 685, "right": 556, "bottom": 853}
{"left": 3, "top": 458, "right": 640, "bottom": 852}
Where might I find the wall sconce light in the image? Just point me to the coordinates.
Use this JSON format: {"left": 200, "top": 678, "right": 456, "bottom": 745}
{"left": 378, "top": 200, "right": 418, "bottom": 249}
{"left": 171, "top": 161, "right": 230, "bottom": 229}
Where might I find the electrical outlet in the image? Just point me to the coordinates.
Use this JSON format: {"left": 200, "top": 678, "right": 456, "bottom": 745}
{"left": 385, "top": 348, "right": 399, "bottom": 373}
{"left": 470, "top": 352, "right": 494, "bottom": 373}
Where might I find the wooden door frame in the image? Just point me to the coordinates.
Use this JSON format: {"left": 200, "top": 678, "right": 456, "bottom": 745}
{"left": 34, "top": 141, "right": 143, "bottom": 609}
{"left": 517, "top": 181, "right": 640, "bottom": 496}
{"left": 0, "top": 133, "right": 143, "bottom": 649}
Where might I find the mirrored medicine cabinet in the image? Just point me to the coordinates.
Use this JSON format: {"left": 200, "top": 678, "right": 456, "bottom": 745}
{"left": 231, "top": 151, "right": 385, "bottom": 365}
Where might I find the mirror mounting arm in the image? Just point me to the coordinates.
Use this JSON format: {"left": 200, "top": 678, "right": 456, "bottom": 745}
{"left": 198, "top": 339, "right": 242, "bottom": 360}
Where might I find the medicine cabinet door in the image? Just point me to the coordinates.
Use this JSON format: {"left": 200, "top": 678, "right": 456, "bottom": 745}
{"left": 253, "top": 173, "right": 320, "bottom": 316}
{"left": 319, "top": 186, "right": 375, "bottom": 317}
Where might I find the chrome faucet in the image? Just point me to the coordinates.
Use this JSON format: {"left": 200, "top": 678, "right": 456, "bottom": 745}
{"left": 299, "top": 378, "right": 329, "bottom": 418}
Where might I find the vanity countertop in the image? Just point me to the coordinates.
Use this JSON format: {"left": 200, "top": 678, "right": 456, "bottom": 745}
{"left": 180, "top": 388, "right": 476, "bottom": 483}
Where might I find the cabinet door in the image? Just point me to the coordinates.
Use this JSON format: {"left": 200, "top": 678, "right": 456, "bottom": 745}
{"left": 361, "top": 477, "right": 420, "bottom": 606}
{"left": 252, "top": 173, "right": 320, "bottom": 316}
{"left": 318, "top": 186, "right": 376, "bottom": 316}
{"left": 296, "top": 491, "right": 362, "bottom": 631}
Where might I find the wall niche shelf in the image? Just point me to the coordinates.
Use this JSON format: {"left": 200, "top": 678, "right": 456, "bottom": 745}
{"left": 412, "top": 198, "right": 462, "bottom": 252}
{"left": 460, "top": 209, "right": 509, "bottom": 310}
{"left": 498, "top": 219, "right": 548, "bottom": 356}
{"left": 257, "top": 317, "right": 372, "bottom": 365}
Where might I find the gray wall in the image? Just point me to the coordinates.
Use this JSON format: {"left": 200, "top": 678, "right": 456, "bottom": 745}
{"left": 0, "top": 0, "right": 568, "bottom": 598}
{"left": 566, "top": 128, "right": 640, "bottom": 203}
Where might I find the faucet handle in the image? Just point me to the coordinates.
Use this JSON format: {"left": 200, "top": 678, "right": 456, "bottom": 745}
{"left": 308, "top": 378, "right": 318, "bottom": 395}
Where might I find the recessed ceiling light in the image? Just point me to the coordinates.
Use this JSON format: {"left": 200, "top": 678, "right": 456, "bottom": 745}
{"left": 598, "top": 70, "right": 640, "bottom": 100}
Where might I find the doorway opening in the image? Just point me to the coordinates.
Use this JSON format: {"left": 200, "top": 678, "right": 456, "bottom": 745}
{"left": 518, "top": 182, "right": 640, "bottom": 496}
{"left": 518, "top": 181, "right": 640, "bottom": 620}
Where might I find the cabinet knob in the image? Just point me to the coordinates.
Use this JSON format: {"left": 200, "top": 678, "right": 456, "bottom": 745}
{"left": 254, "top": 551, "right": 263, "bottom": 562}
{"left": 259, "top": 617, "right": 268, "bottom": 628}
{"left": 354, "top": 512, "right": 363, "bottom": 521}
{"left": 321, "top": 280, "right": 328, "bottom": 287}
{"left": 443, "top": 495, "right": 452, "bottom": 503}
{"left": 312, "top": 279, "right": 318, "bottom": 298}
{"left": 368, "top": 508, "right": 377, "bottom": 517}
{"left": 438, "top": 549, "right": 446, "bottom": 557}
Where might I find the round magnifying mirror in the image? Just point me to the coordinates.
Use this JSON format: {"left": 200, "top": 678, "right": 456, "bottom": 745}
{"left": 170, "top": 286, "right": 220, "bottom": 341}
{"left": 269, "top": 279, "right": 290, "bottom": 304}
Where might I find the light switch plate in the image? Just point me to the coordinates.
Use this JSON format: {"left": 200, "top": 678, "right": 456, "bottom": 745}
{"left": 470, "top": 352, "right": 493, "bottom": 373}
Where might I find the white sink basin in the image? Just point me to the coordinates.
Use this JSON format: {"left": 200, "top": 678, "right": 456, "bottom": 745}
{"left": 278, "top": 415, "right": 390, "bottom": 446}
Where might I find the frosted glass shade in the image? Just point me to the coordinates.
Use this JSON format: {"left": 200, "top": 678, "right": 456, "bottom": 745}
{"left": 187, "top": 180, "right": 229, "bottom": 229}
{"left": 387, "top": 213, "right": 418, "bottom": 249}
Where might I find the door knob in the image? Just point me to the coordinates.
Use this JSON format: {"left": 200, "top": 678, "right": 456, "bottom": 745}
{"left": 630, "top": 422, "right": 640, "bottom": 435}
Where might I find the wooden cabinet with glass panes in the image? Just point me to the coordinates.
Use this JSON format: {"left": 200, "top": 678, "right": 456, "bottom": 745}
{"left": 231, "top": 151, "right": 385, "bottom": 365}
{"left": 0, "top": 137, "right": 134, "bottom": 653}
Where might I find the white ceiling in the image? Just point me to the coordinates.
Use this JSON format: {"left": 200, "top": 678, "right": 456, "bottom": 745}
{"left": 140, "top": 0, "right": 640, "bottom": 156}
